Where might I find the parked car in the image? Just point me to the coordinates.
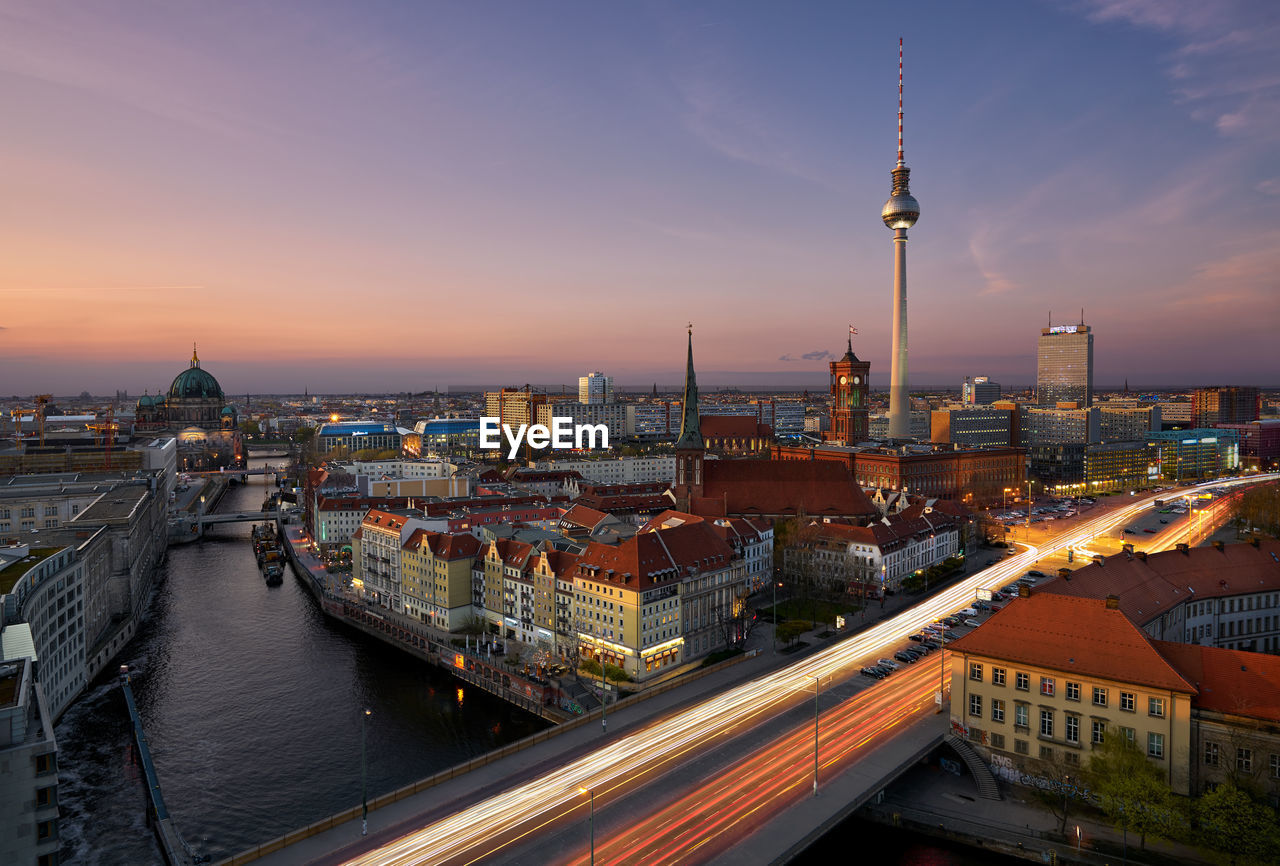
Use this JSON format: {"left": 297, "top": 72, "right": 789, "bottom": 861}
{"left": 877, "top": 658, "right": 900, "bottom": 670}
{"left": 1144, "top": 528, "right": 1157, "bottom": 533}
{"left": 974, "top": 601, "right": 991, "bottom": 611}
{"left": 963, "top": 618, "right": 981, "bottom": 628}
{"left": 989, "top": 604, "right": 1004, "bottom": 612}
{"left": 1124, "top": 528, "right": 1137, "bottom": 534}
{"left": 861, "top": 666, "right": 887, "bottom": 679}
{"left": 921, "top": 638, "right": 942, "bottom": 649}
{"left": 1027, "top": 569, "right": 1045, "bottom": 577}
{"left": 942, "top": 616, "right": 960, "bottom": 627}
{"left": 1159, "top": 519, "right": 1169, "bottom": 524}
{"left": 894, "top": 650, "right": 918, "bottom": 663}
{"left": 908, "top": 632, "right": 926, "bottom": 642}
{"left": 910, "top": 642, "right": 932, "bottom": 654}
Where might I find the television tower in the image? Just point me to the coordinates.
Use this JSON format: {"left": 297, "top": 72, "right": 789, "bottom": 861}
{"left": 882, "top": 38, "right": 920, "bottom": 439}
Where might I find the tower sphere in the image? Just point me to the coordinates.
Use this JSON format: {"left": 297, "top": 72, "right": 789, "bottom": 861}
{"left": 882, "top": 191, "right": 919, "bottom": 230}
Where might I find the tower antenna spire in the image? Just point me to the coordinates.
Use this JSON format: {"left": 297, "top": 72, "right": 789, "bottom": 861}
{"left": 897, "top": 37, "right": 905, "bottom": 167}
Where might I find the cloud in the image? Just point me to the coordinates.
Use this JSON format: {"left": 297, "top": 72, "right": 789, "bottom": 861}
{"left": 1257, "top": 178, "right": 1280, "bottom": 196}
{"left": 1073, "top": 1, "right": 1280, "bottom": 142}
{"left": 779, "top": 349, "right": 835, "bottom": 362}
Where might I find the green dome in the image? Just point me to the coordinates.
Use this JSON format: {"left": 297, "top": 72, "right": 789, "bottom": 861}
{"left": 170, "top": 348, "right": 224, "bottom": 401}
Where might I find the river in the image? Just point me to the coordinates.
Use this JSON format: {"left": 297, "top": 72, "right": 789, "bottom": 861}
{"left": 55, "top": 458, "right": 549, "bottom": 865}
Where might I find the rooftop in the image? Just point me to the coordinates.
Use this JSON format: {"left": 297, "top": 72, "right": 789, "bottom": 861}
{"left": 1, "top": 547, "right": 61, "bottom": 595}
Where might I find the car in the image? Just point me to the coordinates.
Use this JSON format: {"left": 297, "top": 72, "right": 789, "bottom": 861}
{"left": 989, "top": 604, "right": 1004, "bottom": 612}
{"left": 1144, "top": 528, "right": 1157, "bottom": 533}
{"left": 1027, "top": 569, "right": 1045, "bottom": 577}
{"left": 877, "top": 658, "right": 900, "bottom": 670}
{"left": 963, "top": 618, "right": 981, "bottom": 628}
{"left": 921, "top": 638, "right": 942, "bottom": 649}
{"left": 974, "top": 601, "right": 991, "bottom": 611}
{"left": 903, "top": 648, "right": 927, "bottom": 661}
{"left": 942, "top": 616, "right": 960, "bottom": 627}
{"left": 1123, "top": 528, "right": 1137, "bottom": 534}
{"left": 861, "top": 666, "right": 887, "bottom": 679}
{"left": 894, "top": 650, "right": 918, "bottom": 663}
{"left": 1159, "top": 519, "right": 1169, "bottom": 524}
{"left": 910, "top": 642, "right": 932, "bottom": 654}
{"left": 908, "top": 632, "right": 925, "bottom": 642}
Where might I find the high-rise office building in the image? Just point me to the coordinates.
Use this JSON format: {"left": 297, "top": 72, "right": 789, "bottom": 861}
{"left": 962, "top": 376, "right": 1000, "bottom": 405}
{"left": 1037, "top": 322, "right": 1093, "bottom": 408}
{"left": 578, "top": 372, "right": 614, "bottom": 405}
{"left": 1192, "top": 386, "right": 1259, "bottom": 427}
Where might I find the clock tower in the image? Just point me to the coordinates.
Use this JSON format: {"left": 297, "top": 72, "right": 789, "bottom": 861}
{"left": 824, "top": 330, "right": 871, "bottom": 445}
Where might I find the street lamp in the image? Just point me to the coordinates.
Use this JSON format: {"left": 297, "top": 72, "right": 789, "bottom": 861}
{"left": 579, "top": 787, "right": 595, "bottom": 866}
{"left": 600, "top": 651, "right": 608, "bottom": 733}
{"left": 1003, "top": 487, "right": 1012, "bottom": 509}
{"left": 361, "top": 708, "right": 372, "bottom": 836}
{"left": 812, "top": 675, "right": 820, "bottom": 797}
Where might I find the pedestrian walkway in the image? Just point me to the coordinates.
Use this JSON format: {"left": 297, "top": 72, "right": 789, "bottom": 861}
{"left": 864, "top": 761, "right": 1219, "bottom": 865}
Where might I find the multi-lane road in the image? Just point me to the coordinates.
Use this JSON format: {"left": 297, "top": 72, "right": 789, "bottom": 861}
{"left": 345, "top": 474, "right": 1278, "bottom": 866}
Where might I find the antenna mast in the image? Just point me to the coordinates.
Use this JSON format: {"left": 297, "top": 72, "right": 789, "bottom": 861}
{"left": 897, "top": 38, "right": 905, "bottom": 167}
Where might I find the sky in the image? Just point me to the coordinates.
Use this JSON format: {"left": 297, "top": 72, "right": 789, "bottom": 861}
{"left": 1, "top": 0, "right": 1278, "bottom": 396}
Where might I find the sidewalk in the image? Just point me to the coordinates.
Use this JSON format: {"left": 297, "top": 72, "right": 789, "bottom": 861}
{"left": 864, "top": 762, "right": 1218, "bottom": 865}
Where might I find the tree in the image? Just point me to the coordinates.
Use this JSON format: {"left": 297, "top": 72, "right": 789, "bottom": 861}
{"left": 775, "top": 619, "right": 808, "bottom": 647}
{"left": 716, "top": 592, "right": 760, "bottom": 650}
{"left": 1085, "top": 727, "right": 1178, "bottom": 851}
{"left": 1194, "top": 782, "right": 1280, "bottom": 865}
{"left": 238, "top": 419, "right": 262, "bottom": 437}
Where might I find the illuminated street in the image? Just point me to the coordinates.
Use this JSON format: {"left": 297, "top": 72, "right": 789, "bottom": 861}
{"left": 336, "top": 475, "right": 1277, "bottom": 865}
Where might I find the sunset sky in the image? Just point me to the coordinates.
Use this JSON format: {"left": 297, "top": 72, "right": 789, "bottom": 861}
{"left": 2, "top": 1, "right": 1278, "bottom": 395}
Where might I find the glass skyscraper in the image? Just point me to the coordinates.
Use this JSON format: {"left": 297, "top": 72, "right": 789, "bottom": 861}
{"left": 1037, "top": 323, "right": 1093, "bottom": 407}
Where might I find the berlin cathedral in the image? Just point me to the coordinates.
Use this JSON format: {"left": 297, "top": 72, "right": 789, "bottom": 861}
{"left": 135, "top": 346, "right": 244, "bottom": 470}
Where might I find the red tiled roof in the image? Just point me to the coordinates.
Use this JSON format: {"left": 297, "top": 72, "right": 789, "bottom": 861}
{"left": 948, "top": 592, "right": 1196, "bottom": 694}
{"left": 535, "top": 549, "right": 581, "bottom": 578}
{"left": 814, "top": 512, "right": 956, "bottom": 550}
{"left": 575, "top": 522, "right": 736, "bottom": 589}
{"left": 702, "top": 415, "right": 771, "bottom": 437}
{"left": 559, "top": 503, "right": 610, "bottom": 530}
{"left": 696, "top": 459, "right": 877, "bottom": 518}
{"left": 402, "top": 529, "right": 480, "bottom": 560}
{"left": 1038, "top": 540, "right": 1280, "bottom": 627}
{"left": 1153, "top": 640, "right": 1280, "bottom": 723}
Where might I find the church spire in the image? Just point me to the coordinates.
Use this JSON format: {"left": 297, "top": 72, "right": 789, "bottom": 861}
{"left": 674, "top": 324, "right": 703, "bottom": 451}
{"left": 191, "top": 342, "right": 200, "bottom": 367}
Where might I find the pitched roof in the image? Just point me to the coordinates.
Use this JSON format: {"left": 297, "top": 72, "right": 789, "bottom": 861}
{"left": 701, "top": 415, "right": 771, "bottom": 438}
{"left": 574, "top": 521, "right": 736, "bottom": 590}
{"left": 559, "top": 503, "right": 611, "bottom": 531}
{"left": 1153, "top": 641, "right": 1280, "bottom": 723}
{"left": 696, "top": 459, "right": 877, "bottom": 519}
{"left": 403, "top": 529, "right": 481, "bottom": 560}
{"left": 948, "top": 591, "right": 1196, "bottom": 694}
{"left": 1037, "top": 540, "right": 1280, "bottom": 627}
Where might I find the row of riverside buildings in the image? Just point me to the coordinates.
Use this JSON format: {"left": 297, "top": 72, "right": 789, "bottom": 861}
{"left": 949, "top": 539, "right": 1280, "bottom": 804}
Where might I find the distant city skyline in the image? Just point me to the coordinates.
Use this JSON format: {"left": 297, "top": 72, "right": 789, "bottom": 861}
{"left": 2, "top": 1, "right": 1278, "bottom": 394}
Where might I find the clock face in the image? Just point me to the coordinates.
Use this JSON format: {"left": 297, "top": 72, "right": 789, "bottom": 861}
{"left": 853, "top": 376, "right": 861, "bottom": 385}
{"left": 839, "top": 375, "right": 848, "bottom": 385}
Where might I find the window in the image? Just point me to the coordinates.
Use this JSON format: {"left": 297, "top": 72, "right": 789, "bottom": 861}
{"left": 1120, "top": 692, "right": 1135, "bottom": 712}
{"left": 1238, "top": 748, "right": 1253, "bottom": 773}
{"left": 969, "top": 662, "right": 983, "bottom": 682}
{"left": 1040, "top": 709, "right": 1054, "bottom": 738}
{"left": 1091, "top": 720, "right": 1105, "bottom": 745}
{"left": 1040, "top": 677, "right": 1055, "bottom": 697}
{"left": 1016, "top": 672, "right": 1030, "bottom": 691}
{"left": 1205, "top": 742, "right": 1220, "bottom": 766}
{"left": 1092, "top": 687, "right": 1108, "bottom": 707}
{"left": 1015, "top": 704, "right": 1029, "bottom": 729}
{"left": 37, "top": 819, "right": 56, "bottom": 840}
{"left": 1122, "top": 726, "right": 1135, "bottom": 743}
{"left": 1065, "top": 681, "right": 1080, "bottom": 702}
{"left": 35, "top": 753, "right": 56, "bottom": 775}
{"left": 1064, "top": 751, "right": 1079, "bottom": 766}
{"left": 1148, "top": 697, "right": 1165, "bottom": 718}
{"left": 1015, "top": 738, "right": 1029, "bottom": 755}
{"left": 1148, "top": 732, "right": 1165, "bottom": 759}
{"left": 991, "top": 733, "right": 1005, "bottom": 750}
{"left": 969, "top": 694, "right": 983, "bottom": 717}
{"left": 992, "top": 667, "right": 1006, "bottom": 686}
{"left": 1040, "top": 745, "right": 1054, "bottom": 760}
{"left": 36, "top": 786, "right": 57, "bottom": 808}
{"left": 1065, "top": 715, "right": 1080, "bottom": 744}
{"left": 991, "top": 698, "right": 1005, "bottom": 723}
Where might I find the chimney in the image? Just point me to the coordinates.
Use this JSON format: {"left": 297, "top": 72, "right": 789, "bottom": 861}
{"left": 1058, "top": 567, "right": 1071, "bottom": 580}
{"left": 1018, "top": 583, "right": 1031, "bottom": 598}
{"left": 1092, "top": 554, "right": 1105, "bottom": 566}
{"left": 1121, "top": 543, "right": 1134, "bottom": 555}
{"left": 1105, "top": 594, "right": 1120, "bottom": 610}
{"left": 1176, "top": 543, "right": 1189, "bottom": 555}
{"left": 1136, "top": 551, "right": 1148, "bottom": 561}
{"left": 1212, "top": 540, "right": 1225, "bottom": 552}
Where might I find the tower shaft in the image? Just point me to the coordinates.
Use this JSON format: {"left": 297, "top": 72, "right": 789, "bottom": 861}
{"left": 888, "top": 229, "right": 910, "bottom": 437}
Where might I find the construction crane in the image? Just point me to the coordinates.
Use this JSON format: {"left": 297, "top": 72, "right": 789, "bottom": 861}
{"left": 34, "top": 395, "right": 52, "bottom": 447}
{"left": 9, "top": 407, "right": 28, "bottom": 452}
{"left": 87, "top": 407, "right": 120, "bottom": 469}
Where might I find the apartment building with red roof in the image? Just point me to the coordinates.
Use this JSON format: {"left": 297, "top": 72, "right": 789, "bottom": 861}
{"left": 1037, "top": 539, "right": 1280, "bottom": 653}
{"left": 401, "top": 529, "right": 481, "bottom": 630}
{"left": 571, "top": 519, "right": 749, "bottom": 681}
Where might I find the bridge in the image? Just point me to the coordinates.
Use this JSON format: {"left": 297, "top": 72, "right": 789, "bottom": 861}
{"left": 225, "top": 475, "right": 1278, "bottom": 866}
{"left": 182, "top": 466, "right": 287, "bottom": 478}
